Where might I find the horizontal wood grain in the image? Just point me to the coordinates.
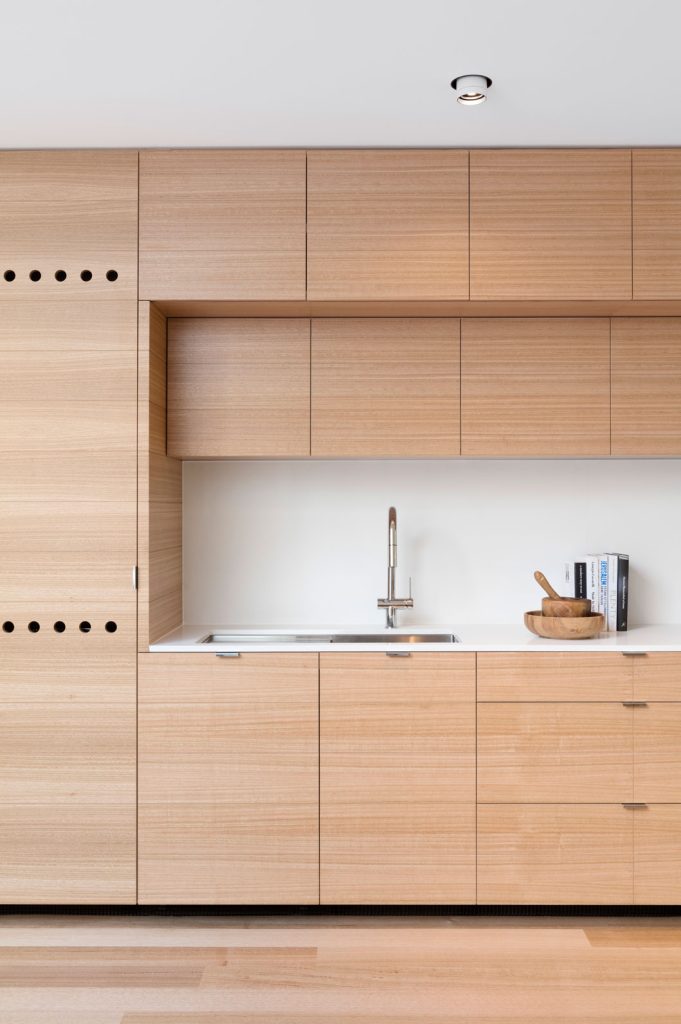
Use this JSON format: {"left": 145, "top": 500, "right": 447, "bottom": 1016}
{"left": 138, "top": 654, "right": 319, "bottom": 905}
{"left": 139, "top": 150, "right": 306, "bottom": 300}
{"left": 477, "top": 703, "right": 633, "bottom": 803}
{"left": 635, "top": 805, "right": 681, "bottom": 904}
{"left": 470, "top": 149, "right": 632, "bottom": 300}
{"left": 611, "top": 318, "right": 681, "bottom": 455}
{"left": 320, "top": 652, "right": 475, "bottom": 904}
{"left": 167, "top": 318, "right": 310, "bottom": 458}
{"left": 634, "top": 703, "right": 681, "bottom": 802}
{"left": 307, "top": 150, "right": 469, "bottom": 300}
{"left": 0, "top": 629, "right": 136, "bottom": 904}
{"left": 632, "top": 653, "right": 681, "bottom": 701}
{"left": 311, "top": 318, "right": 460, "bottom": 456}
{"left": 0, "top": 150, "right": 138, "bottom": 300}
{"left": 633, "top": 150, "right": 681, "bottom": 298}
{"left": 477, "top": 652, "right": 634, "bottom": 702}
{"left": 477, "top": 804, "right": 633, "bottom": 905}
{"left": 461, "top": 318, "right": 611, "bottom": 456}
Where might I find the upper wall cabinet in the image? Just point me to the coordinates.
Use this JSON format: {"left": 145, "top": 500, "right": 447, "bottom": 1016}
{"left": 469, "top": 150, "right": 632, "bottom": 300}
{"left": 311, "top": 318, "right": 460, "bottom": 457}
{"left": 0, "top": 151, "right": 138, "bottom": 299}
{"left": 461, "top": 318, "right": 610, "bottom": 457}
{"left": 139, "top": 150, "right": 306, "bottom": 300}
{"left": 633, "top": 150, "right": 681, "bottom": 298}
{"left": 167, "top": 318, "right": 310, "bottom": 458}
{"left": 307, "top": 150, "right": 469, "bottom": 300}
{"left": 611, "top": 318, "right": 681, "bottom": 456}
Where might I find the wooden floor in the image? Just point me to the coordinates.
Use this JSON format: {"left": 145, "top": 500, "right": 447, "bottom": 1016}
{"left": 1, "top": 914, "right": 681, "bottom": 1023}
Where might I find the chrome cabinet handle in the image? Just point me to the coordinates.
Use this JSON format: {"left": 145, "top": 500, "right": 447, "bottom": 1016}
{"left": 386, "top": 651, "right": 412, "bottom": 658}
{"left": 216, "top": 652, "right": 241, "bottom": 658}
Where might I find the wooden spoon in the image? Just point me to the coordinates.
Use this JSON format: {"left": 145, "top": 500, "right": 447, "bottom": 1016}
{"left": 534, "top": 570, "right": 561, "bottom": 600}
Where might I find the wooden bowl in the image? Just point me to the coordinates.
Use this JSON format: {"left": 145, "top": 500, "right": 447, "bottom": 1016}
{"left": 541, "top": 596, "right": 592, "bottom": 617}
{"left": 524, "top": 611, "right": 605, "bottom": 640}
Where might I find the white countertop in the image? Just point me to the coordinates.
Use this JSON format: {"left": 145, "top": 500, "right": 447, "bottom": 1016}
{"left": 149, "top": 623, "right": 681, "bottom": 654}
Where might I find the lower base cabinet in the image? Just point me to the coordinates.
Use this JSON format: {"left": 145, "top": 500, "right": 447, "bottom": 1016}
{"left": 635, "top": 805, "right": 681, "bottom": 904}
{"left": 320, "top": 652, "right": 476, "bottom": 904}
{"left": 477, "top": 804, "right": 634, "bottom": 905}
{"left": 138, "top": 653, "right": 319, "bottom": 904}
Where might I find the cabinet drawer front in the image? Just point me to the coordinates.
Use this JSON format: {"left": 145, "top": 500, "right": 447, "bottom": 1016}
{"left": 634, "top": 805, "right": 681, "bottom": 904}
{"left": 612, "top": 318, "right": 681, "bottom": 456}
{"left": 634, "top": 703, "right": 681, "bottom": 802}
{"left": 478, "top": 703, "right": 633, "bottom": 803}
{"left": 138, "top": 653, "right": 319, "bottom": 905}
{"left": 631, "top": 653, "right": 681, "bottom": 701}
{"left": 478, "top": 805, "right": 633, "bottom": 905}
{"left": 477, "top": 653, "right": 633, "bottom": 702}
{"left": 321, "top": 652, "right": 475, "bottom": 904}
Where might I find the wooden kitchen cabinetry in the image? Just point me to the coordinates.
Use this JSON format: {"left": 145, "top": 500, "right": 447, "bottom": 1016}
{"left": 320, "top": 652, "right": 476, "bottom": 904}
{"left": 633, "top": 150, "right": 681, "bottom": 298}
{"left": 469, "top": 149, "right": 632, "bottom": 300}
{"left": 167, "top": 317, "right": 311, "bottom": 457}
{"left": 311, "top": 318, "right": 460, "bottom": 457}
{"left": 307, "top": 150, "right": 469, "bottom": 300}
{"left": 138, "top": 653, "right": 319, "bottom": 905}
{"left": 461, "top": 318, "right": 611, "bottom": 457}
{"left": 139, "top": 150, "right": 306, "bottom": 300}
{"left": 477, "top": 652, "right": 681, "bottom": 906}
{"left": 611, "top": 318, "right": 681, "bottom": 456}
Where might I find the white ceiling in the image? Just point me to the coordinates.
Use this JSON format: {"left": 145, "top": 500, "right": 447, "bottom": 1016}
{"left": 2, "top": 0, "right": 680, "bottom": 148}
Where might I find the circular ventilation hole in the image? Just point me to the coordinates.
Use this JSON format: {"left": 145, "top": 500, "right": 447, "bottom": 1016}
{"left": 4, "top": 269, "right": 16, "bottom": 282}
{"left": 29, "top": 270, "right": 41, "bottom": 282}
{"left": 105, "top": 269, "right": 118, "bottom": 282}
{"left": 80, "top": 269, "right": 92, "bottom": 282}
{"left": 2, "top": 621, "right": 15, "bottom": 633}
{"left": 105, "top": 620, "right": 118, "bottom": 633}
{"left": 28, "top": 620, "right": 41, "bottom": 633}
{"left": 53, "top": 621, "right": 66, "bottom": 633}
{"left": 54, "top": 269, "right": 67, "bottom": 282}
{"left": 79, "top": 620, "right": 92, "bottom": 633}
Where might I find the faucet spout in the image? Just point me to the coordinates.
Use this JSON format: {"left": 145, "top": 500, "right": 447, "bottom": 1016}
{"left": 377, "top": 506, "right": 414, "bottom": 628}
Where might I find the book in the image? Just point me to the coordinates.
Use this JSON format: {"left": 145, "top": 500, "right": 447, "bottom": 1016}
{"left": 580, "top": 555, "right": 600, "bottom": 613}
{"left": 564, "top": 561, "right": 587, "bottom": 599}
{"left": 607, "top": 553, "right": 619, "bottom": 631}
{"left": 606, "top": 553, "right": 629, "bottom": 632}
{"left": 599, "top": 555, "right": 609, "bottom": 627}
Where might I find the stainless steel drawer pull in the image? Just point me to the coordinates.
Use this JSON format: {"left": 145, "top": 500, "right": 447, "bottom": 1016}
{"left": 621, "top": 652, "right": 648, "bottom": 657}
{"left": 622, "top": 701, "right": 649, "bottom": 707}
{"left": 216, "top": 652, "right": 241, "bottom": 658}
{"left": 386, "top": 651, "right": 412, "bottom": 658}
{"left": 622, "top": 802, "right": 648, "bottom": 809}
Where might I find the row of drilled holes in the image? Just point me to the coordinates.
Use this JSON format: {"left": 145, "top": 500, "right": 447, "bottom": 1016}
{"left": 3, "top": 269, "right": 118, "bottom": 282}
{"left": 2, "top": 620, "right": 117, "bottom": 634}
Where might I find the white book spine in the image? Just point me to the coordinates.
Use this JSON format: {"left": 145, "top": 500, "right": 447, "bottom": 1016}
{"left": 598, "top": 555, "right": 608, "bottom": 624}
{"left": 564, "top": 562, "right": 575, "bottom": 598}
{"left": 607, "top": 553, "right": 619, "bottom": 632}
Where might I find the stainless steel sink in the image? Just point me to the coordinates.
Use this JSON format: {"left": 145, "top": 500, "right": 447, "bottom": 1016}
{"left": 201, "top": 632, "right": 459, "bottom": 645}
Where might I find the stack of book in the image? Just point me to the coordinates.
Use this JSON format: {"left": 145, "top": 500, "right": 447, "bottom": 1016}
{"left": 564, "top": 554, "right": 629, "bottom": 632}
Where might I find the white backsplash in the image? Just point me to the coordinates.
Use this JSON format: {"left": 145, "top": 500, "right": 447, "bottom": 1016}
{"left": 182, "top": 459, "right": 681, "bottom": 628}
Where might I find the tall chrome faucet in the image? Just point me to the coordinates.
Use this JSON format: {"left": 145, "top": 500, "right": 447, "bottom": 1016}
{"left": 377, "top": 506, "right": 414, "bottom": 628}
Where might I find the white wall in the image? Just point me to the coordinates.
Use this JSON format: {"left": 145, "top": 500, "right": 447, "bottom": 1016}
{"left": 183, "top": 459, "right": 681, "bottom": 628}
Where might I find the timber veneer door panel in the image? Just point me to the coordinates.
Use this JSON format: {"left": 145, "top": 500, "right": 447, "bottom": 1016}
{"left": 0, "top": 150, "right": 137, "bottom": 299}
{"left": 633, "top": 704, "right": 681, "bottom": 802}
{"left": 470, "top": 149, "right": 632, "bottom": 299}
{"left": 632, "top": 653, "right": 681, "bottom": 701}
{"left": 0, "top": 629, "right": 136, "bottom": 904}
{"left": 635, "top": 806, "right": 681, "bottom": 904}
{"left": 139, "top": 150, "right": 306, "bottom": 300}
{"left": 461, "top": 318, "right": 611, "bottom": 457}
{"left": 477, "top": 703, "right": 633, "bottom": 803}
{"left": 477, "top": 805, "right": 633, "bottom": 905}
{"left": 138, "top": 654, "right": 319, "bottom": 905}
{"left": 477, "top": 652, "right": 633, "bottom": 702}
{"left": 320, "top": 652, "right": 475, "bottom": 904}
{"left": 167, "top": 318, "right": 311, "bottom": 458}
{"left": 611, "top": 318, "right": 681, "bottom": 456}
{"left": 633, "top": 150, "right": 681, "bottom": 298}
{"left": 307, "top": 150, "right": 469, "bottom": 300}
{"left": 311, "top": 318, "right": 460, "bottom": 457}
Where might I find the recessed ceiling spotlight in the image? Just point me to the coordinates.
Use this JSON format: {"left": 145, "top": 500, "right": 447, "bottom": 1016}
{"left": 450, "top": 74, "right": 492, "bottom": 105}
